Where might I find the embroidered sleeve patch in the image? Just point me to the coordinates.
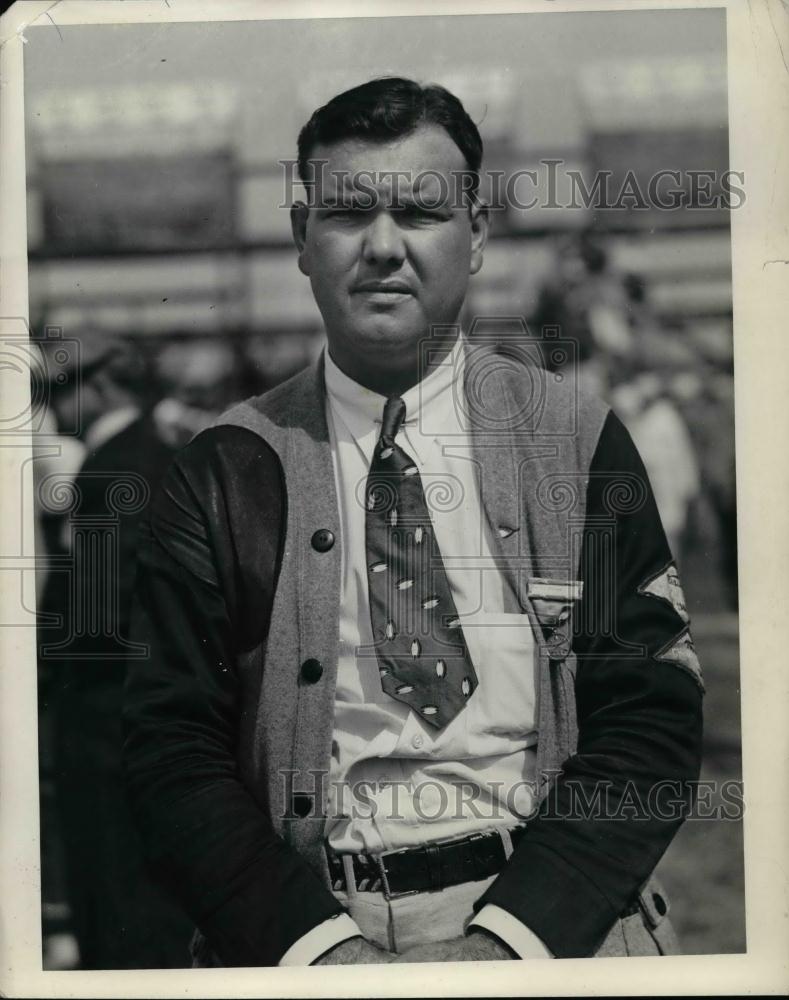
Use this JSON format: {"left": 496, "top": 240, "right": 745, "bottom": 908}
{"left": 637, "top": 562, "right": 690, "bottom": 624}
{"left": 655, "top": 628, "right": 705, "bottom": 692}
{"left": 638, "top": 563, "right": 703, "bottom": 691}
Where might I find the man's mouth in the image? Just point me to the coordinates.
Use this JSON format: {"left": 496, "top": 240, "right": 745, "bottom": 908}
{"left": 353, "top": 280, "right": 413, "bottom": 295}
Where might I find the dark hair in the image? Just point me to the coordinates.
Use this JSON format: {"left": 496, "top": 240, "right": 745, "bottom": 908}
{"left": 297, "top": 76, "right": 483, "bottom": 197}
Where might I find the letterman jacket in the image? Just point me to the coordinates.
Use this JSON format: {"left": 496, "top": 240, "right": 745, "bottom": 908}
{"left": 122, "top": 341, "right": 704, "bottom": 964}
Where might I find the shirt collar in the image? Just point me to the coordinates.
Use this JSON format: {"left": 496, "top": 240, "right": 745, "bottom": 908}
{"left": 323, "top": 335, "right": 466, "bottom": 461}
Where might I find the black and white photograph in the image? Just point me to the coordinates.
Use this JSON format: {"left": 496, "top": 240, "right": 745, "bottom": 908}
{"left": 0, "top": 1, "right": 787, "bottom": 996}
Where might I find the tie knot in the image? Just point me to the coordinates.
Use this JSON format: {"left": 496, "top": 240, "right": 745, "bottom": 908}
{"left": 380, "top": 396, "right": 406, "bottom": 444}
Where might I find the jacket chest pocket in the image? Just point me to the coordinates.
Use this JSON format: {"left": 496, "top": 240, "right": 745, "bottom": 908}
{"left": 527, "top": 577, "right": 583, "bottom": 665}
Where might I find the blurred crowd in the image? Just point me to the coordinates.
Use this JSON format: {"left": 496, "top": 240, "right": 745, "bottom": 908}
{"left": 33, "top": 231, "right": 736, "bottom": 970}
{"left": 531, "top": 231, "right": 736, "bottom": 605}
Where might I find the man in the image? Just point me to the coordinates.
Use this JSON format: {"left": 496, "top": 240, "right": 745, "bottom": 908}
{"left": 38, "top": 330, "right": 192, "bottom": 968}
{"left": 123, "top": 78, "right": 703, "bottom": 966}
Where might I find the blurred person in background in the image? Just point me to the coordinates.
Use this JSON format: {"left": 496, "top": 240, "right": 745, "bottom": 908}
{"left": 244, "top": 329, "right": 324, "bottom": 394}
{"left": 31, "top": 342, "right": 86, "bottom": 971}
{"left": 152, "top": 337, "right": 243, "bottom": 448}
{"left": 609, "top": 368, "right": 701, "bottom": 562}
{"left": 533, "top": 255, "right": 703, "bottom": 563}
{"left": 530, "top": 229, "right": 633, "bottom": 396}
{"left": 31, "top": 380, "right": 86, "bottom": 599}
{"left": 608, "top": 320, "right": 702, "bottom": 563}
{"left": 37, "top": 329, "right": 192, "bottom": 969}
{"left": 671, "top": 336, "right": 737, "bottom": 609}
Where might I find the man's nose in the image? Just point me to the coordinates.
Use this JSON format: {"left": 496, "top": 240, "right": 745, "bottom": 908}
{"left": 361, "top": 211, "right": 406, "bottom": 266}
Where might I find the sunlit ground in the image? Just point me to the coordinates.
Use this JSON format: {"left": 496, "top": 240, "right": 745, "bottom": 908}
{"left": 655, "top": 549, "right": 745, "bottom": 955}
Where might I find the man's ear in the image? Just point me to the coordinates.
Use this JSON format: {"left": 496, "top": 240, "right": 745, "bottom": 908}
{"left": 290, "top": 201, "right": 311, "bottom": 276}
{"left": 469, "top": 199, "right": 490, "bottom": 276}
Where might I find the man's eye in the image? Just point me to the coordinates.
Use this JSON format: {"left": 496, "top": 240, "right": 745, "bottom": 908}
{"left": 326, "top": 208, "right": 365, "bottom": 220}
{"left": 400, "top": 205, "right": 441, "bottom": 223}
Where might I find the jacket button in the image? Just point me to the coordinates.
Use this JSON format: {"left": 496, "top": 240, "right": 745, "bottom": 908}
{"left": 292, "top": 793, "right": 313, "bottom": 818}
{"left": 301, "top": 658, "right": 323, "bottom": 684}
{"left": 311, "top": 528, "right": 335, "bottom": 552}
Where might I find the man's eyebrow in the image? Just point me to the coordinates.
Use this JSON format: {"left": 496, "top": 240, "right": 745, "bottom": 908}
{"left": 318, "top": 194, "right": 373, "bottom": 209}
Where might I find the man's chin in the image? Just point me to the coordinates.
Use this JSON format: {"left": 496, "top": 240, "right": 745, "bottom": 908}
{"left": 348, "top": 320, "right": 429, "bottom": 357}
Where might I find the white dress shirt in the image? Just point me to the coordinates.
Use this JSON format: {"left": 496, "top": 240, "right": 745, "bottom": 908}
{"left": 280, "top": 336, "right": 552, "bottom": 964}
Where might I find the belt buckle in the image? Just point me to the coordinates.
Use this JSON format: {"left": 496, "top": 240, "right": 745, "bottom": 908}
{"left": 374, "top": 832, "right": 483, "bottom": 899}
{"left": 371, "top": 826, "right": 525, "bottom": 900}
{"left": 374, "top": 847, "right": 420, "bottom": 901}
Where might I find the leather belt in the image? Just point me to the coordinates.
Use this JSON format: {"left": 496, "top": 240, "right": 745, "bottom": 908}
{"left": 327, "top": 826, "right": 528, "bottom": 900}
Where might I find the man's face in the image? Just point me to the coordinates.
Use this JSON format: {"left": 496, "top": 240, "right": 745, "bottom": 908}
{"left": 291, "top": 124, "right": 488, "bottom": 390}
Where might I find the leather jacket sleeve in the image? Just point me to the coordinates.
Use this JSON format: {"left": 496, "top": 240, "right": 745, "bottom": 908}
{"left": 473, "top": 410, "right": 704, "bottom": 957}
{"left": 122, "top": 425, "right": 346, "bottom": 967}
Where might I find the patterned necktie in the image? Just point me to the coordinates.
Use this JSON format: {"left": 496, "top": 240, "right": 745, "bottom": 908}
{"left": 365, "top": 395, "right": 479, "bottom": 729}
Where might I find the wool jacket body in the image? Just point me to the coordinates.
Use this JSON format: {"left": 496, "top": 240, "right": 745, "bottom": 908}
{"left": 124, "top": 342, "right": 704, "bottom": 965}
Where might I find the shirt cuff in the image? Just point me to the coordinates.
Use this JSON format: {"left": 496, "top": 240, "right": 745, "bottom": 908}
{"left": 278, "top": 913, "right": 362, "bottom": 967}
{"left": 470, "top": 905, "right": 554, "bottom": 959}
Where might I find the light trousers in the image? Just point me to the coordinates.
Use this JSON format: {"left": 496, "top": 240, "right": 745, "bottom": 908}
{"left": 333, "top": 855, "right": 497, "bottom": 955}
